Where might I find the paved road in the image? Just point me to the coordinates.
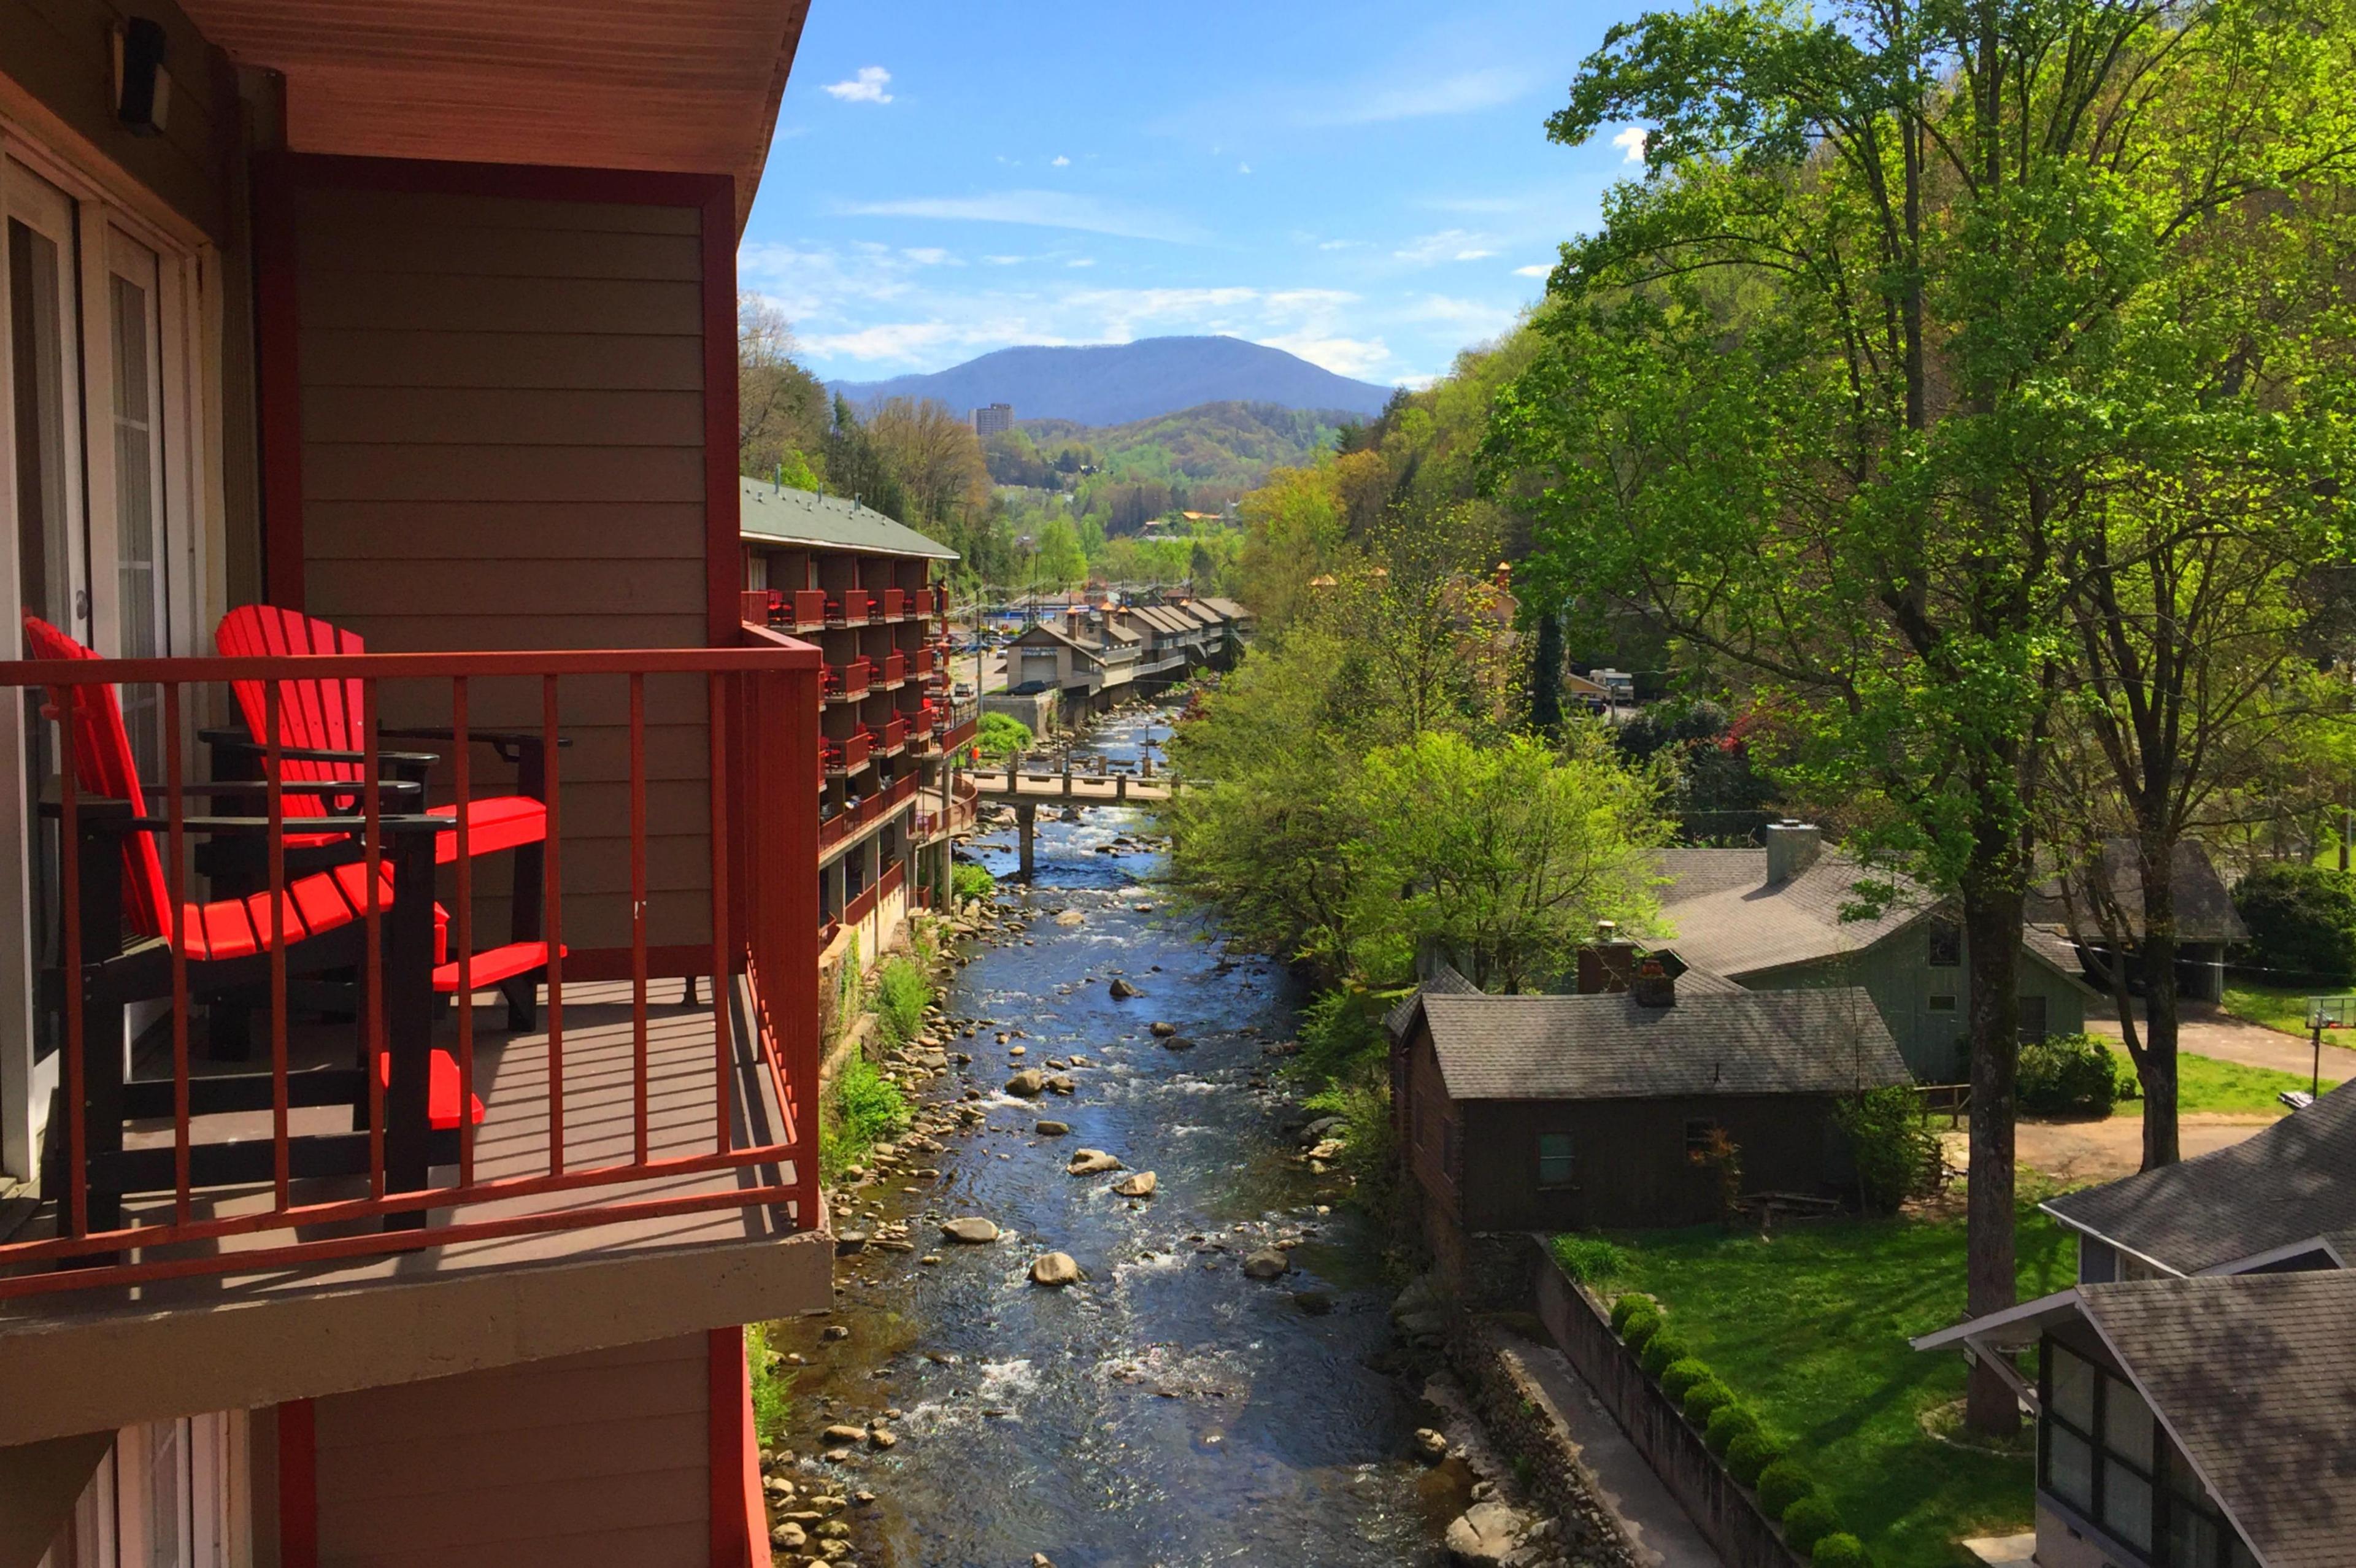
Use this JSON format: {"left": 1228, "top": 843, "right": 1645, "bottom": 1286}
{"left": 2084, "top": 998, "right": 2356, "bottom": 1081}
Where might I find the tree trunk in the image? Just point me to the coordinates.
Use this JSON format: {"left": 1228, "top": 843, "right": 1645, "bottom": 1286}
{"left": 1963, "top": 881, "right": 2023, "bottom": 1435}
{"left": 2137, "top": 834, "right": 2182, "bottom": 1170}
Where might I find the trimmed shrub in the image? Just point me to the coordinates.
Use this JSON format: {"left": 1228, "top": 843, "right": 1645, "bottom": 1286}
{"left": 2017, "top": 1032, "right": 2120, "bottom": 1117}
{"left": 1755, "top": 1461, "right": 1816, "bottom": 1520}
{"left": 1639, "top": 1332, "right": 1688, "bottom": 1378}
{"left": 1704, "top": 1403, "right": 1759, "bottom": 1455}
{"left": 1683, "top": 1378, "right": 1736, "bottom": 1427}
{"left": 1835, "top": 1085, "right": 1941, "bottom": 1213}
{"left": 1811, "top": 1534, "right": 1870, "bottom": 1568}
{"left": 1609, "top": 1293, "right": 1653, "bottom": 1335}
{"left": 1781, "top": 1494, "right": 1843, "bottom": 1555}
{"left": 1620, "top": 1309, "right": 1662, "bottom": 1353}
{"left": 950, "top": 861, "right": 996, "bottom": 904}
{"left": 1725, "top": 1431, "right": 1782, "bottom": 1487}
{"left": 2236, "top": 862, "right": 2356, "bottom": 985}
{"left": 1660, "top": 1358, "right": 1712, "bottom": 1404}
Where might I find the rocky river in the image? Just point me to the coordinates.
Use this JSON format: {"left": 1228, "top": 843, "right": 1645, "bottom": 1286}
{"left": 758, "top": 704, "right": 1475, "bottom": 1567}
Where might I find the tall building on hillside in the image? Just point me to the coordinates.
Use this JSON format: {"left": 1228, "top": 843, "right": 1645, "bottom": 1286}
{"left": 972, "top": 402, "right": 1016, "bottom": 437}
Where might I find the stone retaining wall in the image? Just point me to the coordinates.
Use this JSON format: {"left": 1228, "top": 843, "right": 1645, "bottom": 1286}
{"left": 1534, "top": 1259, "right": 1807, "bottom": 1568}
{"left": 1447, "top": 1318, "right": 1641, "bottom": 1568}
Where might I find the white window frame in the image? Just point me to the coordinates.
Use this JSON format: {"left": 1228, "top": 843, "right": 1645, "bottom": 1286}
{"left": 0, "top": 120, "right": 217, "bottom": 1187}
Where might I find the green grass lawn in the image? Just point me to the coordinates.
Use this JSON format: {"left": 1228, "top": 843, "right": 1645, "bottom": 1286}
{"left": 2104, "top": 1043, "right": 2332, "bottom": 1116}
{"left": 1564, "top": 1195, "right": 2075, "bottom": 1568}
{"left": 2220, "top": 980, "right": 2330, "bottom": 1039}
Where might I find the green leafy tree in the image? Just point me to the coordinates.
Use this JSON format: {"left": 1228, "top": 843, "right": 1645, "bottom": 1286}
{"left": 1490, "top": 0, "right": 2356, "bottom": 1430}
{"left": 1341, "top": 730, "right": 1666, "bottom": 990}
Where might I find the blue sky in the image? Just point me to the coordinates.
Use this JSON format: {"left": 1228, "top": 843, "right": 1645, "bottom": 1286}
{"left": 741, "top": 1, "right": 1648, "bottom": 390}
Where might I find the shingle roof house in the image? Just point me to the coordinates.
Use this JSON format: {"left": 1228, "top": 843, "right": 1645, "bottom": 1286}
{"left": 1917, "top": 1259, "right": 2356, "bottom": 1567}
{"left": 1918, "top": 1086, "right": 2356, "bottom": 1568}
{"left": 1389, "top": 956, "right": 1911, "bottom": 1274}
{"left": 2044, "top": 1081, "right": 2356, "bottom": 1280}
{"left": 2025, "top": 838, "right": 2251, "bottom": 1003}
{"left": 1650, "top": 822, "right": 2096, "bottom": 1079}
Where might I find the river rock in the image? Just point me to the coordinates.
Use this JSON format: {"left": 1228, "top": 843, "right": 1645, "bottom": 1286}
{"left": 1112, "top": 1170, "right": 1156, "bottom": 1197}
{"left": 1161, "top": 1036, "right": 1195, "bottom": 1051}
{"left": 1298, "top": 1115, "right": 1346, "bottom": 1146}
{"left": 1055, "top": 909, "right": 1086, "bottom": 927}
{"left": 867, "top": 1428, "right": 898, "bottom": 1450}
{"left": 1004, "top": 1069, "right": 1046, "bottom": 1097}
{"left": 1066, "top": 1149, "right": 1125, "bottom": 1175}
{"left": 771, "top": 1522, "right": 807, "bottom": 1550}
{"left": 820, "top": 1424, "right": 866, "bottom": 1445}
{"left": 1030, "top": 1251, "right": 1082, "bottom": 1286}
{"left": 1149, "top": 1021, "right": 1179, "bottom": 1037}
{"left": 941, "top": 1217, "right": 1001, "bottom": 1244}
{"left": 1046, "top": 1074, "right": 1076, "bottom": 1094}
{"left": 834, "top": 1231, "right": 868, "bottom": 1255}
{"left": 1293, "top": 1289, "right": 1333, "bottom": 1315}
{"left": 1034, "top": 1119, "right": 1071, "bottom": 1136}
{"left": 1107, "top": 977, "right": 1141, "bottom": 999}
{"left": 1413, "top": 1427, "right": 1450, "bottom": 1463}
{"left": 1444, "top": 1500, "right": 1531, "bottom": 1564}
{"left": 1241, "top": 1248, "right": 1290, "bottom": 1280}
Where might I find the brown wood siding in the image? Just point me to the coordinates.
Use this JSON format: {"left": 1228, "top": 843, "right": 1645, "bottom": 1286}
{"left": 292, "top": 184, "right": 714, "bottom": 950}
{"left": 312, "top": 1334, "right": 709, "bottom": 1568}
{"left": 1460, "top": 1093, "right": 1852, "bottom": 1232}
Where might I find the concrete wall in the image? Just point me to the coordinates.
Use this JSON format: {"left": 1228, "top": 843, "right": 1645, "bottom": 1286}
{"left": 291, "top": 180, "right": 717, "bottom": 952}
{"left": 980, "top": 691, "right": 1056, "bottom": 738}
{"left": 1534, "top": 1258, "right": 1807, "bottom": 1568}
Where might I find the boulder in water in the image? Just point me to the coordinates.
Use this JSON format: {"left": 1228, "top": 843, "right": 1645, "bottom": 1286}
{"left": 1107, "top": 977, "right": 1141, "bottom": 999}
{"left": 1034, "top": 1120, "right": 1071, "bottom": 1136}
{"left": 1241, "top": 1248, "right": 1290, "bottom": 1280}
{"left": 1112, "top": 1170, "right": 1157, "bottom": 1197}
{"left": 1149, "top": 1021, "right": 1179, "bottom": 1037}
{"left": 1066, "top": 1149, "right": 1125, "bottom": 1175}
{"left": 1004, "top": 1069, "right": 1046, "bottom": 1097}
{"left": 1030, "top": 1252, "right": 1082, "bottom": 1286}
{"left": 1444, "top": 1501, "right": 1531, "bottom": 1564}
{"left": 941, "top": 1217, "right": 1001, "bottom": 1244}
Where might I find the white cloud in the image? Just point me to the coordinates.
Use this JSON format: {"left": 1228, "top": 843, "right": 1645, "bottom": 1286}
{"left": 835, "top": 190, "right": 1207, "bottom": 244}
{"left": 1051, "top": 155, "right": 1071, "bottom": 167}
{"left": 1298, "top": 67, "right": 1531, "bottom": 127}
{"left": 980, "top": 255, "right": 1026, "bottom": 266}
{"left": 900, "top": 247, "right": 957, "bottom": 266}
{"left": 1067, "top": 258, "right": 1096, "bottom": 268}
{"left": 823, "top": 66, "right": 894, "bottom": 105}
{"left": 1514, "top": 263, "right": 1552, "bottom": 278}
{"left": 1317, "top": 239, "right": 1357, "bottom": 251}
{"left": 1612, "top": 126, "right": 1648, "bottom": 163}
{"left": 799, "top": 321, "right": 961, "bottom": 361}
{"left": 1239, "top": 163, "right": 1253, "bottom": 175}
{"left": 1259, "top": 332, "right": 1392, "bottom": 379}
{"left": 1394, "top": 228, "right": 1501, "bottom": 266}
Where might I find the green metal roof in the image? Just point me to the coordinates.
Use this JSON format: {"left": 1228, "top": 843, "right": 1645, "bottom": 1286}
{"left": 739, "top": 478, "right": 958, "bottom": 562}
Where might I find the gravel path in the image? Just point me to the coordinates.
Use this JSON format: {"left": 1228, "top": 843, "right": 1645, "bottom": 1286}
{"left": 2084, "top": 998, "right": 2356, "bottom": 1080}
{"left": 1942, "top": 1114, "right": 2273, "bottom": 1185}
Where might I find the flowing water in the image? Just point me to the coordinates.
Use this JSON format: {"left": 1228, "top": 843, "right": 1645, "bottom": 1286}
{"left": 766, "top": 705, "right": 1458, "bottom": 1567}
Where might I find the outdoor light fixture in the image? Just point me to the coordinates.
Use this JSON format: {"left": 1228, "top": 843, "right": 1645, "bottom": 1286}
{"left": 114, "top": 17, "right": 171, "bottom": 137}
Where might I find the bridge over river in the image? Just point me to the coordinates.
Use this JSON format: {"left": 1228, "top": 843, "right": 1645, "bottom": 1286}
{"left": 966, "top": 759, "right": 1191, "bottom": 875}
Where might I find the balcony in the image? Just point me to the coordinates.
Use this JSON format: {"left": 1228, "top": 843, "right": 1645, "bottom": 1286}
{"left": 0, "top": 628, "right": 825, "bottom": 1306}
{"left": 817, "top": 772, "right": 919, "bottom": 864}
{"left": 880, "top": 587, "right": 906, "bottom": 621}
{"left": 822, "top": 658, "right": 871, "bottom": 704}
{"left": 879, "top": 651, "right": 907, "bottom": 690}
{"left": 877, "top": 715, "right": 909, "bottom": 756}
{"left": 821, "top": 730, "right": 871, "bottom": 777}
{"left": 913, "top": 646, "right": 936, "bottom": 678}
{"left": 830, "top": 588, "right": 872, "bottom": 627}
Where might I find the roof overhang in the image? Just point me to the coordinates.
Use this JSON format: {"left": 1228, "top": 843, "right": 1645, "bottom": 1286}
{"left": 741, "top": 529, "right": 957, "bottom": 563}
{"left": 182, "top": 0, "right": 811, "bottom": 231}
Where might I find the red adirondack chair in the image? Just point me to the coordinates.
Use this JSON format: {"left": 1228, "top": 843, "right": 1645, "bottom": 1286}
{"left": 25, "top": 616, "right": 495, "bottom": 1238}
{"left": 214, "top": 605, "right": 556, "bottom": 1029}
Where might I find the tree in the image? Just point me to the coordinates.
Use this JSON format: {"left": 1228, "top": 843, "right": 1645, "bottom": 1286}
{"left": 1342, "top": 730, "right": 1666, "bottom": 991}
{"left": 820, "top": 396, "right": 908, "bottom": 523}
{"left": 867, "top": 398, "right": 992, "bottom": 532}
{"left": 1492, "top": 0, "right": 2356, "bottom": 1431}
{"left": 737, "top": 295, "right": 828, "bottom": 483}
{"left": 1033, "top": 520, "right": 1088, "bottom": 589}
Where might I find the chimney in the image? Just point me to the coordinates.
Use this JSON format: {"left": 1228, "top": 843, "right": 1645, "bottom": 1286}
{"left": 1765, "top": 820, "right": 1823, "bottom": 885}
{"left": 1576, "top": 920, "right": 1639, "bottom": 994}
{"left": 1632, "top": 955, "right": 1677, "bottom": 1008}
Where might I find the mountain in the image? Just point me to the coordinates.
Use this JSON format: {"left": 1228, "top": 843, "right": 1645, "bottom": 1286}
{"left": 1009, "top": 402, "right": 1349, "bottom": 490}
{"left": 829, "top": 336, "right": 1395, "bottom": 426}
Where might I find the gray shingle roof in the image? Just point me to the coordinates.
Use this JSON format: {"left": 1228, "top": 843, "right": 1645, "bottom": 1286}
{"left": 2081, "top": 1270, "right": 2356, "bottom": 1568}
{"left": 1198, "top": 596, "right": 1251, "bottom": 621}
{"left": 1384, "top": 962, "right": 1483, "bottom": 1040}
{"left": 739, "top": 478, "right": 958, "bottom": 561}
{"left": 2043, "top": 1083, "right": 2356, "bottom": 1274}
{"left": 1652, "top": 847, "right": 1932, "bottom": 977}
{"left": 1417, "top": 988, "right": 1909, "bottom": 1102}
{"left": 2026, "top": 839, "right": 2251, "bottom": 945}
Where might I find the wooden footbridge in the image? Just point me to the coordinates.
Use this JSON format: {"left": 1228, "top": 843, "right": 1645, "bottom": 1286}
{"left": 966, "top": 757, "right": 1191, "bottom": 876}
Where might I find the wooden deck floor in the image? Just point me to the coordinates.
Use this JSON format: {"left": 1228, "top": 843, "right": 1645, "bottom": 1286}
{"left": 0, "top": 979, "right": 807, "bottom": 1316}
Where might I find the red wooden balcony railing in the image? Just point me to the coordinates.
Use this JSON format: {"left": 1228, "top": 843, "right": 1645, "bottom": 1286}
{"left": 880, "top": 587, "right": 906, "bottom": 621}
{"left": 844, "top": 879, "right": 879, "bottom": 928}
{"left": 912, "top": 647, "right": 936, "bottom": 678}
{"left": 940, "top": 715, "right": 979, "bottom": 755}
{"left": 880, "top": 652, "right": 907, "bottom": 689}
{"left": 879, "top": 861, "right": 906, "bottom": 902}
{"left": 879, "top": 717, "right": 909, "bottom": 756}
{"left": 910, "top": 704, "right": 936, "bottom": 739}
{"left": 822, "top": 659, "right": 871, "bottom": 702}
{"left": 792, "top": 590, "right": 828, "bottom": 631}
{"left": 821, "top": 731, "right": 870, "bottom": 777}
{"left": 835, "top": 589, "right": 872, "bottom": 626}
{"left": 0, "top": 627, "right": 823, "bottom": 1301}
